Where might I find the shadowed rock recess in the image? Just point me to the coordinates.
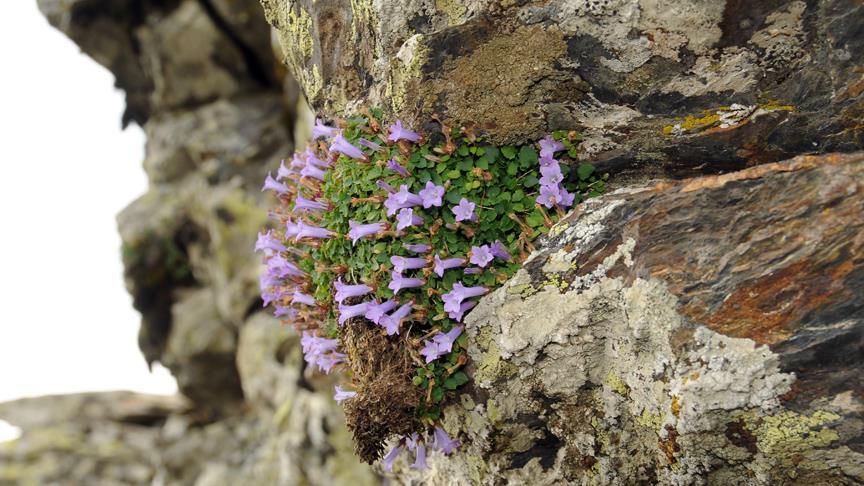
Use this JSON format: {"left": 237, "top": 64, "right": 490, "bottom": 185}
{"left": 1, "top": 1, "right": 861, "bottom": 486}
{"left": 0, "top": 0, "right": 376, "bottom": 484}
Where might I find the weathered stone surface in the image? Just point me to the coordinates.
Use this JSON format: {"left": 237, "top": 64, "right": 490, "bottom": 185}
{"left": 386, "top": 152, "right": 864, "bottom": 484}
{"left": 262, "top": 0, "right": 864, "bottom": 176}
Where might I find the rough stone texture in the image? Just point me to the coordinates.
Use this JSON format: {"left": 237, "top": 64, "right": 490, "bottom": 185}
{"left": 2, "top": 0, "right": 378, "bottom": 484}
{"left": 386, "top": 152, "right": 864, "bottom": 484}
{"left": 261, "top": 0, "right": 864, "bottom": 177}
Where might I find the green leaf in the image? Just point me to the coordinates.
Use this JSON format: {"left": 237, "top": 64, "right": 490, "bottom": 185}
{"left": 447, "top": 169, "right": 461, "bottom": 180}
{"left": 501, "top": 146, "right": 517, "bottom": 160}
{"left": 506, "top": 162, "right": 518, "bottom": 176}
{"left": 577, "top": 163, "right": 596, "bottom": 180}
{"left": 412, "top": 376, "right": 424, "bottom": 386}
{"left": 449, "top": 371, "right": 469, "bottom": 389}
{"left": 523, "top": 174, "right": 539, "bottom": 187}
{"left": 431, "top": 386, "right": 444, "bottom": 403}
{"left": 458, "top": 145, "right": 470, "bottom": 156}
{"left": 518, "top": 145, "right": 538, "bottom": 168}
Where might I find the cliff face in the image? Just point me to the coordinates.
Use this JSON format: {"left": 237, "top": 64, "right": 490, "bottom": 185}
{"left": 2, "top": 1, "right": 863, "bottom": 485}
{"left": 1, "top": 0, "right": 376, "bottom": 484}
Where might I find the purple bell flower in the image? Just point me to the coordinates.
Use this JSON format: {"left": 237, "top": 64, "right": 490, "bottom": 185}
{"left": 304, "top": 148, "right": 331, "bottom": 169}
{"left": 273, "top": 305, "right": 297, "bottom": 319}
{"left": 262, "top": 173, "right": 289, "bottom": 195}
{"left": 358, "top": 138, "right": 384, "bottom": 152}
{"left": 295, "top": 221, "right": 335, "bottom": 240}
{"left": 411, "top": 444, "right": 427, "bottom": 470}
{"left": 387, "top": 120, "right": 421, "bottom": 143}
{"left": 277, "top": 159, "right": 293, "bottom": 180}
{"left": 255, "top": 231, "right": 286, "bottom": 254}
{"left": 266, "top": 255, "right": 305, "bottom": 278}
{"left": 334, "top": 385, "right": 357, "bottom": 404}
{"left": 300, "top": 331, "right": 344, "bottom": 373}
{"left": 452, "top": 198, "right": 476, "bottom": 222}
{"left": 292, "top": 290, "right": 316, "bottom": 306}
{"left": 364, "top": 299, "right": 398, "bottom": 325}
{"left": 433, "top": 255, "right": 466, "bottom": 278}
{"left": 377, "top": 180, "right": 397, "bottom": 193}
{"left": 419, "top": 181, "right": 445, "bottom": 208}
{"left": 301, "top": 163, "right": 327, "bottom": 182}
{"left": 386, "top": 159, "right": 411, "bottom": 177}
{"left": 539, "top": 163, "right": 563, "bottom": 186}
{"left": 558, "top": 186, "right": 576, "bottom": 208}
{"left": 347, "top": 220, "right": 385, "bottom": 246}
{"left": 421, "top": 339, "right": 445, "bottom": 363}
{"left": 448, "top": 300, "right": 477, "bottom": 321}
{"left": 388, "top": 271, "right": 426, "bottom": 295}
{"left": 334, "top": 277, "right": 373, "bottom": 304}
{"left": 312, "top": 118, "right": 340, "bottom": 139}
{"left": 404, "top": 243, "right": 431, "bottom": 253}
{"left": 338, "top": 301, "right": 372, "bottom": 325}
{"left": 432, "top": 427, "right": 461, "bottom": 454}
{"left": 294, "top": 194, "right": 328, "bottom": 212}
{"left": 390, "top": 255, "right": 428, "bottom": 273}
{"left": 536, "top": 184, "right": 559, "bottom": 209}
{"left": 382, "top": 445, "right": 403, "bottom": 472}
{"left": 284, "top": 221, "right": 300, "bottom": 240}
{"left": 330, "top": 134, "right": 366, "bottom": 160}
{"left": 539, "top": 135, "right": 565, "bottom": 158}
{"left": 442, "top": 282, "right": 489, "bottom": 313}
{"left": 396, "top": 207, "right": 424, "bottom": 231}
{"left": 490, "top": 240, "right": 512, "bottom": 261}
{"left": 385, "top": 185, "right": 423, "bottom": 216}
{"left": 433, "top": 326, "right": 463, "bottom": 353}
{"left": 538, "top": 153, "right": 558, "bottom": 168}
{"left": 469, "top": 245, "right": 493, "bottom": 268}
{"left": 380, "top": 301, "right": 413, "bottom": 335}
{"left": 290, "top": 153, "right": 306, "bottom": 169}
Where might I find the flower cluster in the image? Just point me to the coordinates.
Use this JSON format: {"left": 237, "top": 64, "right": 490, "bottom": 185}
{"left": 257, "top": 110, "right": 603, "bottom": 471}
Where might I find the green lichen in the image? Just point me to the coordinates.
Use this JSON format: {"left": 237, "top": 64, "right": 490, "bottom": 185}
{"left": 389, "top": 35, "right": 429, "bottom": 114}
{"left": 349, "top": 0, "right": 376, "bottom": 42}
{"left": 636, "top": 408, "right": 664, "bottom": 432}
{"left": 286, "top": 5, "right": 313, "bottom": 58}
{"left": 754, "top": 410, "right": 840, "bottom": 457}
{"left": 465, "top": 454, "right": 488, "bottom": 483}
{"left": 474, "top": 338, "right": 517, "bottom": 384}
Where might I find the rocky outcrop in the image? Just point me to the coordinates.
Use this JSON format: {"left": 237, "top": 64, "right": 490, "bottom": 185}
{"left": 0, "top": 0, "right": 377, "bottom": 484}
{"left": 262, "top": 0, "right": 864, "bottom": 177}
{"left": 387, "top": 152, "right": 864, "bottom": 484}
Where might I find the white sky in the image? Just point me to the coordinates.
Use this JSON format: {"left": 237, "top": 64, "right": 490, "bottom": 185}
{"left": 0, "top": 2, "right": 178, "bottom": 438}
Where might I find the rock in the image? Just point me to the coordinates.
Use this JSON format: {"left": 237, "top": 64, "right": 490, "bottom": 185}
{"left": 386, "top": 152, "right": 864, "bottom": 484}
{"left": 261, "top": 0, "right": 864, "bottom": 176}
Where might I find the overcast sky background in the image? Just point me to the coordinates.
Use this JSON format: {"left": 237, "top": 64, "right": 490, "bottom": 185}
{"left": 0, "top": 2, "right": 178, "bottom": 440}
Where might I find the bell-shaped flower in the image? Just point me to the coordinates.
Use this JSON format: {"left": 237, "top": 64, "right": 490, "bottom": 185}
{"left": 388, "top": 120, "right": 421, "bottom": 143}
{"left": 404, "top": 243, "right": 431, "bottom": 253}
{"left": 539, "top": 135, "right": 565, "bottom": 158}
{"left": 432, "top": 427, "right": 461, "bottom": 454}
{"left": 266, "top": 255, "right": 305, "bottom": 278}
{"left": 411, "top": 444, "right": 427, "bottom": 470}
{"left": 304, "top": 148, "right": 331, "bottom": 169}
{"left": 433, "top": 255, "right": 466, "bottom": 277}
{"left": 255, "top": 231, "right": 286, "bottom": 254}
{"left": 390, "top": 255, "right": 427, "bottom": 273}
{"left": 536, "top": 184, "right": 559, "bottom": 209}
{"left": 469, "top": 245, "right": 493, "bottom": 268}
{"left": 538, "top": 153, "right": 558, "bottom": 168}
{"left": 292, "top": 290, "right": 316, "bottom": 306}
{"left": 277, "top": 159, "right": 294, "bottom": 180}
{"left": 338, "top": 301, "right": 372, "bottom": 325}
{"left": 442, "top": 282, "right": 488, "bottom": 313}
{"left": 558, "top": 186, "right": 576, "bottom": 208}
{"left": 330, "top": 134, "right": 366, "bottom": 160}
{"left": 358, "top": 138, "right": 384, "bottom": 152}
{"left": 386, "top": 159, "right": 411, "bottom": 177}
{"left": 262, "top": 172, "right": 289, "bottom": 195}
{"left": 273, "top": 305, "right": 297, "bottom": 319}
{"left": 377, "top": 180, "right": 397, "bottom": 193}
{"left": 490, "top": 240, "right": 512, "bottom": 262}
{"left": 421, "top": 339, "right": 446, "bottom": 363}
{"left": 364, "top": 299, "right": 398, "bottom": 325}
{"left": 448, "top": 300, "right": 476, "bottom": 322}
{"left": 334, "top": 385, "right": 357, "bottom": 404}
{"left": 388, "top": 271, "right": 426, "bottom": 295}
{"left": 432, "top": 326, "right": 463, "bottom": 354}
{"left": 452, "top": 198, "right": 476, "bottom": 222}
{"left": 380, "top": 301, "right": 413, "bottom": 335}
{"left": 290, "top": 153, "right": 306, "bottom": 169}
{"left": 295, "top": 221, "right": 335, "bottom": 240}
{"left": 385, "top": 185, "right": 422, "bottom": 216}
{"left": 312, "top": 118, "right": 339, "bottom": 139}
{"left": 301, "top": 163, "right": 326, "bottom": 181}
{"left": 284, "top": 221, "right": 300, "bottom": 240}
{"left": 418, "top": 181, "right": 445, "bottom": 208}
{"left": 382, "top": 445, "right": 403, "bottom": 472}
{"left": 396, "top": 208, "right": 424, "bottom": 231}
{"left": 347, "top": 220, "right": 385, "bottom": 245}
{"left": 294, "top": 194, "right": 328, "bottom": 212}
{"left": 334, "top": 277, "right": 373, "bottom": 304}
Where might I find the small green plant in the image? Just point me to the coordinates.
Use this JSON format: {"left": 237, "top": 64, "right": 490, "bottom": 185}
{"left": 256, "top": 109, "right": 606, "bottom": 469}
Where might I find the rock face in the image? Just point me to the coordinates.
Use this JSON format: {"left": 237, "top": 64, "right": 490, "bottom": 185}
{"left": 261, "top": 0, "right": 863, "bottom": 176}
{"left": 387, "top": 152, "right": 864, "bottom": 484}
{"left": 1, "top": 0, "right": 377, "bottom": 484}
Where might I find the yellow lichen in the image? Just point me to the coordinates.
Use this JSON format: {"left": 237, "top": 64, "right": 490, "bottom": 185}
{"left": 435, "top": 0, "right": 468, "bottom": 26}
{"left": 607, "top": 371, "right": 629, "bottom": 396}
{"left": 636, "top": 408, "right": 664, "bottom": 432}
{"left": 474, "top": 338, "right": 517, "bottom": 384}
{"left": 754, "top": 410, "right": 840, "bottom": 457}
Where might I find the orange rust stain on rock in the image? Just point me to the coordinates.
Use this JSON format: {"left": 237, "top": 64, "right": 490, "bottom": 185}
{"left": 682, "top": 257, "right": 857, "bottom": 345}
